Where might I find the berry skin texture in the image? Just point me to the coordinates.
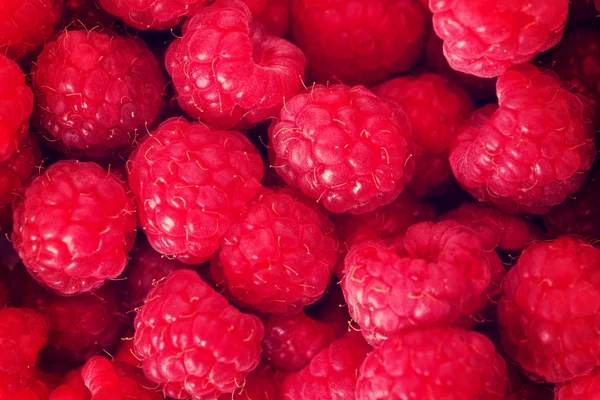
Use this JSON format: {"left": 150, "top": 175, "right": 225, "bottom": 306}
{"left": 269, "top": 84, "right": 415, "bottom": 215}
{"left": 262, "top": 311, "right": 337, "bottom": 371}
{"left": 291, "top": 0, "right": 427, "bottom": 86}
{"left": 0, "top": 55, "right": 34, "bottom": 162}
{"left": 133, "top": 269, "right": 264, "bottom": 400}
{"left": 356, "top": 327, "right": 509, "bottom": 400}
{"left": 0, "top": 0, "right": 63, "bottom": 60}
{"left": 32, "top": 30, "right": 165, "bottom": 158}
{"left": 555, "top": 370, "right": 600, "bottom": 400}
{"left": 279, "top": 331, "right": 371, "bottom": 400}
{"left": 12, "top": 160, "right": 137, "bottom": 296}
{"left": 217, "top": 364, "right": 280, "bottom": 400}
{"left": 373, "top": 72, "right": 473, "bottom": 197}
{"left": 498, "top": 236, "right": 600, "bottom": 383}
{"left": 450, "top": 64, "right": 596, "bottom": 215}
{"left": 49, "top": 369, "right": 91, "bottom": 400}
{"left": 430, "top": 0, "right": 568, "bottom": 78}
{"left": 98, "top": 0, "right": 207, "bottom": 30}
{"left": 242, "top": 0, "right": 291, "bottom": 37}
{"left": 127, "top": 117, "right": 264, "bottom": 265}
{"left": 211, "top": 188, "right": 337, "bottom": 314}
{"left": 166, "top": 0, "right": 306, "bottom": 130}
{"left": 342, "top": 221, "right": 492, "bottom": 347}
{"left": 0, "top": 134, "right": 41, "bottom": 227}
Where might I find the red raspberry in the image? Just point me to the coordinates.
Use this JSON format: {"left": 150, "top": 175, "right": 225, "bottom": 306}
{"left": 356, "top": 327, "right": 509, "bottom": 399}
{"left": 0, "top": 308, "right": 49, "bottom": 397}
{"left": 127, "top": 117, "right": 264, "bottom": 264}
{"left": 62, "top": 0, "right": 118, "bottom": 30}
{"left": 373, "top": 72, "right": 473, "bottom": 197}
{"left": 430, "top": 0, "right": 568, "bottom": 78}
{"left": 262, "top": 311, "right": 337, "bottom": 371}
{"left": 98, "top": 0, "right": 206, "bottom": 30}
{"left": 291, "top": 0, "right": 427, "bottom": 86}
{"left": 165, "top": 0, "right": 306, "bottom": 130}
{"left": 133, "top": 269, "right": 264, "bottom": 399}
{"left": 12, "top": 160, "right": 137, "bottom": 296}
{"left": 211, "top": 188, "right": 337, "bottom": 314}
{"left": 279, "top": 331, "right": 371, "bottom": 400}
{"left": 0, "top": 0, "right": 62, "bottom": 60}
{"left": 269, "top": 84, "right": 415, "bottom": 214}
{"left": 450, "top": 64, "right": 596, "bottom": 215}
{"left": 217, "top": 364, "right": 280, "bottom": 400}
{"left": 0, "top": 55, "right": 34, "bottom": 161}
{"left": 113, "top": 339, "right": 139, "bottom": 369}
{"left": 555, "top": 370, "right": 600, "bottom": 400}
{"left": 48, "top": 369, "right": 90, "bottom": 400}
{"left": 82, "top": 356, "right": 161, "bottom": 400}
{"left": 342, "top": 221, "right": 492, "bottom": 346}
{"left": 0, "top": 134, "right": 41, "bottom": 227}
{"left": 243, "top": 0, "right": 291, "bottom": 37}
{"left": 498, "top": 236, "right": 600, "bottom": 383}
{"left": 32, "top": 29, "right": 165, "bottom": 158}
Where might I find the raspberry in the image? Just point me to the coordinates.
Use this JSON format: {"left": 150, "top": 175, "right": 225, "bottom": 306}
{"left": 498, "top": 236, "right": 600, "bottom": 383}
{"left": 98, "top": 0, "right": 207, "bottom": 30}
{"left": 279, "top": 331, "right": 371, "bottom": 400}
{"left": 555, "top": 370, "right": 600, "bottom": 400}
{"left": 211, "top": 188, "right": 337, "bottom": 314}
{"left": 373, "top": 72, "right": 473, "bottom": 197}
{"left": 113, "top": 339, "right": 139, "bottom": 369}
{"left": 127, "top": 117, "right": 264, "bottom": 264}
{"left": 291, "top": 0, "right": 427, "bottom": 86}
{"left": 342, "top": 221, "right": 492, "bottom": 346}
{"left": 0, "top": 308, "right": 49, "bottom": 397}
{"left": 449, "top": 64, "right": 596, "bottom": 215}
{"left": 243, "top": 0, "right": 291, "bottom": 37}
{"left": 47, "top": 369, "right": 90, "bottom": 400}
{"left": 165, "top": 0, "right": 306, "bottom": 130}
{"left": 0, "top": 55, "right": 34, "bottom": 162}
{"left": 12, "top": 160, "right": 137, "bottom": 296}
{"left": 430, "top": 0, "right": 568, "bottom": 78}
{"left": 217, "top": 364, "right": 280, "bottom": 400}
{"left": 269, "top": 84, "right": 415, "bottom": 214}
{"left": 262, "top": 311, "right": 337, "bottom": 371}
{"left": 133, "top": 269, "right": 264, "bottom": 399}
{"left": 32, "top": 29, "right": 165, "bottom": 158}
{"left": 81, "top": 356, "right": 161, "bottom": 400}
{"left": 62, "top": 0, "right": 118, "bottom": 30}
{"left": 356, "top": 327, "right": 509, "bottom": 399}
{"left": 0, "top": 134, "right": 41, "bottom": 227}
{"left": 0, "top": 0, "right": 63, "bottom": 60}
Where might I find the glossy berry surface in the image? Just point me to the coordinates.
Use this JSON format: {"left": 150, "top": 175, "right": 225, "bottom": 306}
{"left": 243, "top": 0, "right": 291, "bottom": 37}
{"left": 98, "top": 0, "right": 207, "bottom": 30}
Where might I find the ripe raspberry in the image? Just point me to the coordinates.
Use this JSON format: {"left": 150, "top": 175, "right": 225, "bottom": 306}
{"left": 217, "top": 364, "right": 280, "bottom": 400}
{"left": 373, "top": 72, "right": 473, "bottom": 196}
{"left": 211, "top": 188, "right": 337, "bottom": 314}
{"left": 342, "top": 221, "right": 492, "bottom": 346}
{"left": 262, "top": 311, "right": 337, "bottom": 371}
{"left": 0, "top": 308, "right": 49, "bottom": 397}
{"left": 269, "top": 84, "right": 415, "bottom": 214}
{"left": 356, "top": 327, "right": 509, "bottom": 399}
{"left": 430, "top": 0, "right": 568, "bottom": 78}
{"left": 0, "top": 55, "right": 34, "bottom": 162}
{"left": 82, "top": 356, "right": 161, "bottom": 400}
{"left": 127, "top": 117, "right": 264, "bottom": 264}
{"left": 133, "top": 269, "right": 264, "bottom": 399}
{"left": 98, "top": 0, "right": 206, "bottom": 30}
{"left": 113, "top": 338, "right": 138, "bottom": 368}
{"left": 165, "top": 0, "right": 306, "bottom": 130}
{"left": 498, "top": 236, "right": 600, "bottom": 383}
{"left": 47, "top": 369, "right": 90, "bottom": 400}
{"left": 291, "top": 0, "right": 427, "bottom": 86}
{"left": 0, "top": 0, "right": 62, "bottom": 60}
{"left": 279, "top": 331, "right": 371, "bottom": 400}
{"left": 32, "top": 29, "right": 165, "bottom": 158}
{"left": 449, "top": 64, "right": 596, "bottom": 215}
{"left": 62, "top": 0, "right": 118, "bottom": 30}
{"left": 555, "top": 370, "right": 600, "bottom": 400}
{"left": 12, "top": 160, "right": 137, "bottom": 296}
{"left": 243, "top": 0, "right": 291, "bottom": 37}
{"left": 0, "top": 134, "right": 41, "bottom": 227}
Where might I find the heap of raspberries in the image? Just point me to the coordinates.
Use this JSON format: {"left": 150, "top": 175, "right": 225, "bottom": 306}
{"left": 2, "top": 1, "right": 600, "bottom": 399}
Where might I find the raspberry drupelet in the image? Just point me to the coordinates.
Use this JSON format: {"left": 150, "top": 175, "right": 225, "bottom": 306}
{"left": 356, "top": 327, "right": 509, "bottom": 399}
{"left": 449, "top": 64, "right": 596, "bottom": 215}
{"left": 243, "top": 0, "right": 291, "bottom": 37}
{"left": 498, "top": 236, "right": 600, "bottom": 383}
{"left": 12, "top": 160, "right": 137, "bottom": 296}
{"left": 269, "top": 84, "right": 415, "bottom": 215}
{"left": 430, "top": 0, "right": 568, "bottom": 78}
{"left": 291, "top": 0, "right": 427, "bottom": 86}
{"left": 32, "top": 29, "right": 165, "bottom": 158}
{"left": 48, "top": 368, "right": 90, "bottom": 399}
{"left": 554, "top": 370, "right": 600, "bottom": 400}
{"left": 98, "top": 0, "right": 207, "bottom": 30}
{"left": 217, "top": 363, "right": 280, "bottom": 400}
{"left": 127, "top": 117, "right": 264, "bottom": 265}
{"left": 165, "top": 0, "right": 306, "bottom": 130}
{"left": 211, "top": 188, "right": 337, "bottom": 314}
{"left": 342, "top": 221, "right": 492, "bottom": 346}
{"left": 133, "top": 269, "right": 264, "bottom": 400}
